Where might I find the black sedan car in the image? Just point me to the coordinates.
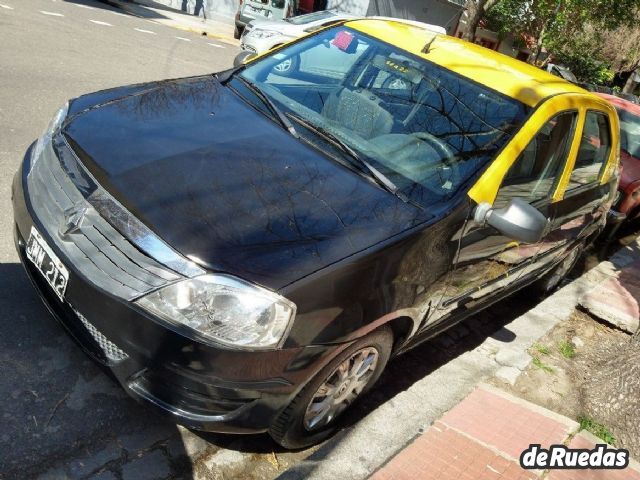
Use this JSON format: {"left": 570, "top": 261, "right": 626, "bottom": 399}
{"left": 13, "top": 20, "right": 619, "bottom": 448}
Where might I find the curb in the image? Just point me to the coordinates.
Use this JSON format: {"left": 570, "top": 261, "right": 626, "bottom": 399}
{"left": 99, "top": 0, "right": 239, "bottom": 45}
{"left": 477, "top": 383, "right": 580, "bottom": 431}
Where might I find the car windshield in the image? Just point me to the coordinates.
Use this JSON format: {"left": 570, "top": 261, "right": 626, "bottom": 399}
{"left": 285, "top": 11, "right": 336, "bottom": 24}
{"left": 618, "top": 108, "right": 640, "bottom": 158}
{"left": 236, "top": 27, "right": 531, "bottom": 207}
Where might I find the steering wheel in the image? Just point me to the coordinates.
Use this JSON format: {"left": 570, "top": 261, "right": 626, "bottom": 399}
{"left": 411, "top": 132, "right": 461, "bottom": 192}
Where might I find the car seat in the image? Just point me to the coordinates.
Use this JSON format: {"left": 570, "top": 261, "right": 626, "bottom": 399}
{"left": 321, "top": 87, "right": 393, "bottom": 140}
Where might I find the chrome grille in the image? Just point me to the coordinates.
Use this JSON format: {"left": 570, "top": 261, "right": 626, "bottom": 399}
{"left": 73, "top": 308, "right": 129, "bottom": 362}
{"left": 26, "top": 139, "right": 182, "bottom": 300}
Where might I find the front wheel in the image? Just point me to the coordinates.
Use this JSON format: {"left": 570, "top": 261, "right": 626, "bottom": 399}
{"left": 269, "top": 327, "right": 392, "bottom": 449}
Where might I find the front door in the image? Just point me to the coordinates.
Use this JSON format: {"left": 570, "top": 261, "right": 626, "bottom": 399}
{"left": 432, "top": 110, "right": 579, "bottom": 323}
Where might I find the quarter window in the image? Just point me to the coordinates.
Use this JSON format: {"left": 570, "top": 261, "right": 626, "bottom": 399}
{"left": 567, "top": 111, "right": 611, "bottom": 190}
{"left": 495, "top": 112, "right": 578, "bottom": 208}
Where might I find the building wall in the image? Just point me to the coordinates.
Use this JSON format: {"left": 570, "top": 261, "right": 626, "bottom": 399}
{"left": 157, "top": 0, "right": 462, "bottom": 30}
{"left": 172, "top": 0, "right": 238, "bottom": 20}
{"left": 363, "top": 0, "right": 463, "bottom": 33}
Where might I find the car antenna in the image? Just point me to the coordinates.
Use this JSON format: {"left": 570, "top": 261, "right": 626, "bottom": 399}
{"left": 421, "top": 35, "right": 437, "bottom": 54}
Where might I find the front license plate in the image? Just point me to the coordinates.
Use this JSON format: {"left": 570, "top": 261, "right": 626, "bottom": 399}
{"left": 26, "top": 226, "right": 69, "bottom": 301}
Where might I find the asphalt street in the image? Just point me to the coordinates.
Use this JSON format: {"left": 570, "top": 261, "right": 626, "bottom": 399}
{"left": 0, "top": 1, "right": 240, "bottom": 477}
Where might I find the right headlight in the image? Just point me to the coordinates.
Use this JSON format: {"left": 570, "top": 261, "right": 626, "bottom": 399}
{"left": 135, "top": 274, "right": 296, "bottom": 350}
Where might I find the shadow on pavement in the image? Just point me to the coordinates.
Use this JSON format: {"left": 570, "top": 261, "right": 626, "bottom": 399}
{"left": 0, "top": 261, "right": 191, "bottom": 479}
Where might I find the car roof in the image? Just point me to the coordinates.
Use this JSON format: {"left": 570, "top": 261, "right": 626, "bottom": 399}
{"left": 597, "top": 93, "right": 640, "bottom": 117}
{"left": 344, "top": 19, "right": 597, "bottom": 108}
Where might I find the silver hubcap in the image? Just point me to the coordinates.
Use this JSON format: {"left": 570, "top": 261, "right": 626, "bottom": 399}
{"left": 274, "top": 58, "right": 292, "bottom": 73}
{"left": 303, "top": 347, "right": 379, "bottom": 431}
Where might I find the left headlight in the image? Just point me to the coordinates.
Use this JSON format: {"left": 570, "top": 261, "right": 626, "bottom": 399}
{"left": 135, "top": 274, "right": 296, "bottom": 350}
{"left": 251, "top": 29, "right": 279, "bottom": 39}
{"left": 32, "top": 102, "right": 69, "bottom": 167}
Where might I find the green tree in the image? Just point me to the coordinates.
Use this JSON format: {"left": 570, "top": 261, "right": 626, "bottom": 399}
{"left": 486, "top": 0, "right": 640, "bottom": 68}
{"left": 461, "top": 0, "right": 501, "bottom": 42}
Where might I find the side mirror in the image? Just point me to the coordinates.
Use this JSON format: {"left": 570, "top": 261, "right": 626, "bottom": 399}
{"left": 474, "top": 198, "right": 549, "bottom": 244}
{"left": 233, "top": 51, "right": 258, "bottom": 68}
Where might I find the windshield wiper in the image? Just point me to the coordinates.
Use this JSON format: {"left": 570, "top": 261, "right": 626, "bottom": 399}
{"left": 235, "top": 76, "right": 299, "bottom": 138}
{"left": 285, "top": 112, "right": 405, "bottom": 199}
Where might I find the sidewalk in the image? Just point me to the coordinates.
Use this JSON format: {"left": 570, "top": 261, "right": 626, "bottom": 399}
{"left": 101, "top": 0, "right": 240, "bottom": 44}
{"left": 370, "top": 384, "right": 640, "bottom": 480}
{"left": 579, "top": 251, "right": 640, "bottom": 335}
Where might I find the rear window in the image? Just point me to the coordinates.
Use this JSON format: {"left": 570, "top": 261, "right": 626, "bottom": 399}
{"left": 618, "top": 108, "right": 640, "bottom": 159}
{"left": 567, "top": 111, "right": 611, "bottom": 190}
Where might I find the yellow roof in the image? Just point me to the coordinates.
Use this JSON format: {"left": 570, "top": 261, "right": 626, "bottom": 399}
{"left": 346, "top": 19, "right": 594, "bottom": 108}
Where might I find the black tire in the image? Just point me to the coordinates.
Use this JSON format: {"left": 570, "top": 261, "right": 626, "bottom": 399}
{"left": 234, "top": 25, "right": 242, "bottom": 39}
{"left": 269, "top": 327, "right": 393, "bottom": 449}
{"left": 530, "top": 243, "right": 584, "bottom": 295}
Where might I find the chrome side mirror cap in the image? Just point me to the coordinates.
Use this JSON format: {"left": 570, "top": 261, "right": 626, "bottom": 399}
{"left": 474, "top": 198, "right": 549, "bottom": 244}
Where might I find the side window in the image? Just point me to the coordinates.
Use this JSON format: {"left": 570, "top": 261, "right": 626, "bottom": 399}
{"left": 567, "top": 111, "right": 611, "bottom": 190}
{"left": 494, "top": 112, "right": 577, "bottom": 208}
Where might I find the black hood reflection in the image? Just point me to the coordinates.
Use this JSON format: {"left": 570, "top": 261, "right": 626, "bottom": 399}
{"left": 63, "top": 75, "right": 430, "bottom": 290}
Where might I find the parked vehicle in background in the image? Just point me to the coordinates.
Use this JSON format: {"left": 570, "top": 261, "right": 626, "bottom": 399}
{"left": 546, "top": 63, "right": 578, "bottom": 83}
{"left": 578, "top": 82, "right": 614, "bottom": 95}
{"left": 618, "top": 92, "right": 640, "bottom": 104}
{"left": 234, "top": 0, "right": 296, "bottom": 39}
{"left": 13, "top": 19, "right": 620, "bottom": 450}
{"left": 598, "top": 93, "right": 640, "bottom": 228}
{"left": 235, "top": 16, "right": 446, "bottom": 71}
{"left": 240, "top": 10, "right": 357, "bottom": 58}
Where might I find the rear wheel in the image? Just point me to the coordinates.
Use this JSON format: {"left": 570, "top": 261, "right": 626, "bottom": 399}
{"left": 269, "top": 327, "right": 392, "bottom": 449}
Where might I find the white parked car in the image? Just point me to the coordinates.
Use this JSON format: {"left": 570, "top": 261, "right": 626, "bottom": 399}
{"left": 236, "top": 14, "right": 448, "bottom": 76}
{"left": 240, "top": 11, "right": 358, "bottom": 57}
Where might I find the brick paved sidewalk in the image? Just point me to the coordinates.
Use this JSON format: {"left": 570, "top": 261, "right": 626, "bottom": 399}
{"left": 370, "top": 384, "right": 640, "bottom": 480}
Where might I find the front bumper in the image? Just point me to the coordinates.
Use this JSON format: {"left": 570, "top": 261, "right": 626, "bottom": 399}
{"left": 12, "top": 141, "right": 341, "bottom": 434}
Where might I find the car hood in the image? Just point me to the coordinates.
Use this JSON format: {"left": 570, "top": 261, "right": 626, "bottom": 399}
{"left": 62, "top": 75, "right": 427, "bottom": 290}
